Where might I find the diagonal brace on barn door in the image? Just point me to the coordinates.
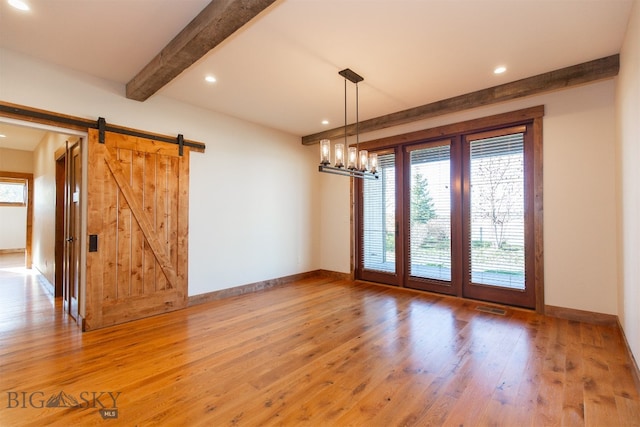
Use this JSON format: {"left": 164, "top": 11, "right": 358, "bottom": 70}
{"left": 103, "top": 148, "right": 180, "bottom": 289}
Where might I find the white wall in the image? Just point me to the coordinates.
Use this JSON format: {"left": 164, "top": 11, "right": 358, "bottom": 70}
{"left": 32, "top": 133, "right": 66, "bottom": 284}
{"left": 0, "top": 147, "right": 34, "bottom": 173}
{"left": 0, "top": 207, "right": 26, "bottom": 250}
{"left": 0, "top": 147, "right": 33, "bottom": 251}
{"left": 617, "top": 0, "right": 640, "bottom": 369}
{"left": 188, "top": 120, "right": 320, "bottom": 295}
{"left": 320, "top": 80, "right": 619, "bottom": 316}
{"left": 0, "top": 48, "right": 321, "bottom": 296}
{"left": 318, "top": 172, "right": 352, "bottom": 273}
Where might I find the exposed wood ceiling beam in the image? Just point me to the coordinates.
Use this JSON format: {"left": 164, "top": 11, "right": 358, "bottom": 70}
{"left": 126, "top": 0, "right": 278, "bottom": 102}
{"left": 302, "top": 54, "right": 619, "bottom": 146}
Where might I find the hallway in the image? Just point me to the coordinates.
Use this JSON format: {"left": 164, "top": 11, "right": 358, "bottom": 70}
{"left": 0, "top": 253, "right": 76, "bottom": 342}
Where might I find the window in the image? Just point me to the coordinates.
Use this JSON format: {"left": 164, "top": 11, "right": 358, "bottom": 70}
{"left": 408, "top": 142, "right": 452, "bottom": 282}
{"left": 0, "top": 178, "right": 27, "bottom": 206}
{"left": 355, "top": 107, "right": 543, "bottom": 310}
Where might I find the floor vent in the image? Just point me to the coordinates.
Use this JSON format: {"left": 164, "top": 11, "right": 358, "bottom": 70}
{"left": 475, "top": 305, "right": 507, "bottom": 316}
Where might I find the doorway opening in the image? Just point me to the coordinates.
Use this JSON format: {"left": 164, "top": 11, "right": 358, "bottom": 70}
{"left": 0, "top": 118, "right": 87, "bottom": 326}
{"left": 0, "top": 172, "right": 32, "bottom": 267}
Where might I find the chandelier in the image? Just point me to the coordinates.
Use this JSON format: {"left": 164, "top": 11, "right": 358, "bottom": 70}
{"left": 318, "top": 68, "right": 378, "bottom": 179}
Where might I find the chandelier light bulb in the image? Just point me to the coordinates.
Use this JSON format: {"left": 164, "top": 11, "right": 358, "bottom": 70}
{"left": 359, "top": 150, "right": 369, "bottom": 172}
{"left": 320, "top": 139, "right": 331, "bottom": 165}
{"left": 369, "top": 153, "right": 378, "bottom": 174}
{"left": 347, "top": 147, "right": 358, "bottom": 170}
{"left": 334, "top": 143, "right": 345, "bottom": 168}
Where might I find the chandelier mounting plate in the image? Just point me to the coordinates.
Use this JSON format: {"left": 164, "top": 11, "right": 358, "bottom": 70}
{"left": 338, "top": 68, "right": 364, "bottom": 84}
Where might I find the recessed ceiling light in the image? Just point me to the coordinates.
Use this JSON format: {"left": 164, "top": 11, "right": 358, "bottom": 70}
{"left": 205, "top": 75, "right": 216, "bottom": 83}
{"left": 8, "top": 0, "right": 30, "bottom": 11}
{"left": 0, "top": 134, "right": 6, "bottom": 138}
{"left": 494, "top": 66, "right": 507, "bottom": 74}
{"left": 321, "top": 120, "right": 329, "bottom": 125}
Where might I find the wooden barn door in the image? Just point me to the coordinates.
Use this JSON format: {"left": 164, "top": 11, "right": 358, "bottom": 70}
{"left": 85, "top": 128, "right": 189, "bottom": 330}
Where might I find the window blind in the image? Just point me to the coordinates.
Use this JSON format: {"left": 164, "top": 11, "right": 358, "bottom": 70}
{"left": 469, "top": 133, "right": 525, "bottom": 289}
{"left": 362, "top": 153, "right": 396, "bottom": 273}
{"left": 409, "top": 144, "right": 451, "bottom": 281}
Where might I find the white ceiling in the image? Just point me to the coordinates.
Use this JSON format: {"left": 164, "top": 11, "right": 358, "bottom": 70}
{"left": 0, "top": 0, "right": 634, "bottom": 145}
{"left": 0, "top": 121, "right": 46, "bottom": 151}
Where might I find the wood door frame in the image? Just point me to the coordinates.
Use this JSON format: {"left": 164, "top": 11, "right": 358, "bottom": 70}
{"left": 0, "top": 171, "right": 33, "bottom": 269}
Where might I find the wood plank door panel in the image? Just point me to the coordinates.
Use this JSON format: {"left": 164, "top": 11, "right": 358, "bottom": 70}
{"left": 85, "top": 129, "right": 189, "bottom": 330}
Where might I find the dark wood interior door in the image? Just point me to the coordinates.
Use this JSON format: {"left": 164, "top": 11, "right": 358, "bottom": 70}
{"left": 63, "top": 140, "right": 81, "bottom": 321}
{"left": 85, "top": 129, "right": 190, "bottom": 330}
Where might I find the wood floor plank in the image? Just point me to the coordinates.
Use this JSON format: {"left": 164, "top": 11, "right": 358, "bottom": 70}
{"left": 0, "top": 255, "right": 639, "bottom": 426}
{"left": 531, "top": 316, "right": 567, "bottom": 426}
{"left": 561, "top": 320, "right": 587, "bottom": 426}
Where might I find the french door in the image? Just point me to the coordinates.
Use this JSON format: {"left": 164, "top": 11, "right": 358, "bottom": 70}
{"left": 358, "top": 149, "right": 401, "bottom": 285}
{"left": 356, "top": 124, "right": 536, "bottom": 309}
{"left": 404, "top": 139, "right": 462, "bottom": 295}
{"left": 462, "top": 126, "right": 534, "bottom": 307}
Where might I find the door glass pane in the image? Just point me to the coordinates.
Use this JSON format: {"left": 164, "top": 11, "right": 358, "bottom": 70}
{"left": 409, "top": 144, "right": 451, "bottom": 281}
{"left": 469, "top": 133, "right": 525, "bottom": 289}
{"left": 362, "top": 153, "right": 395, "bottom": 273}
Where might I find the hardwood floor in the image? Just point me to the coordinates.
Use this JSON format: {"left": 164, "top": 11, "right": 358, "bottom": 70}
{"left": 1, "top": 255, "right": 639, "bottom": 426}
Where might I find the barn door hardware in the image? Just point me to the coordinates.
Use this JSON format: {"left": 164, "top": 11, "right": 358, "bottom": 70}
{"left": 0, "top": 102, "right": 205, "bottom": 153}
{"left": 95, "top": 117, "right": 191, "bottom": 155}
{"left": 97, "top": 117, "right": 106, "bottom": 144}
{"left": 178, "top": 134, "right": 184, "bottom": 156}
